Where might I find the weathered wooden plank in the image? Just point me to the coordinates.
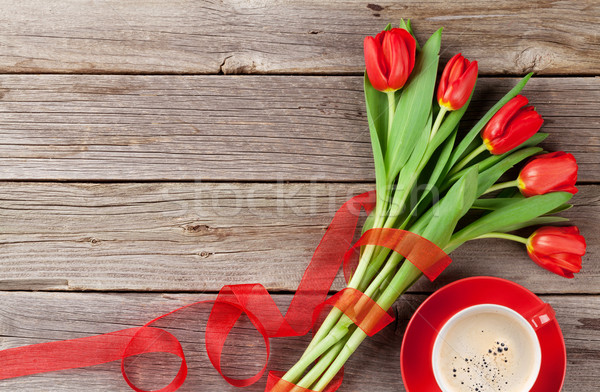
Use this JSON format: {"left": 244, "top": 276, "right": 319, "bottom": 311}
{"left": 0, "top": 292, "right": 596, "bottom": 391}
{"left": 0, "top": 182, "right": 596, "bottom": 293}
{"left": 0, "top": 0, "right": 598, "bottom": 75}
{"left": 0, "top": 75, "right": 597, "bottom": 182}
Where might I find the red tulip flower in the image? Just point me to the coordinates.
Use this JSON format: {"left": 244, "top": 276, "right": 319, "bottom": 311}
{"left": 518, "top": 152, "right": 578, "bottom": 197}
{"left": 364, "top": 28, "right": 417, "bottom": 92}
{"left": 526, "top": 226, "right": 586, "bottom": 278}
{"left": 481, "top": 95, "right": 544, "bottom": 155}
{"left": 437, "top": 53, "right": 478, "bottom": 111}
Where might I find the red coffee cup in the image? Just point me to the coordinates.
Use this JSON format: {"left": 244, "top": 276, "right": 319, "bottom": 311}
{"left": 400, "top": 276, "right": 566, "bottom": 392}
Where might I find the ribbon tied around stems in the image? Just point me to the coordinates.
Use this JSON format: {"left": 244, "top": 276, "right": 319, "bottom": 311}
{"left": 0, "top": 191, "right": 452, "bottom": 391}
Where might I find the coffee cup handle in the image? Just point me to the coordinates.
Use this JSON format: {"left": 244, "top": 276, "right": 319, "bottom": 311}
{"left": 524, "top": 302, "right": 556, "bottom": 331}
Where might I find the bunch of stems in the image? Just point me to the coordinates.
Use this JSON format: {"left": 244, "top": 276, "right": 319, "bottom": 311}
{"left": 278, "top": 104, "right": 451, "bottom": 392}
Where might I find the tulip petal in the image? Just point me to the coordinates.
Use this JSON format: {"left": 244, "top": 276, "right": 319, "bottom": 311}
{"left": 528, "top": 251, "right": 572, "bottom": 278}
{"left": 550, "top": 252, "right": 583, "bottom": 272}
{"left": 531, "top": 233, "right": 585, "bottom": 256}
{"left": 481, "top": 95, "right": 530, "bottom": 153}
{"left": 381, "top": 31, "right": 394, "bottom": 72}
{"left": 364, "top": 36, "right": 389, "bottom": 92}
{"left": 384, "top": 29, "right": 416, "bottom": 90}
{"left": 560, "top": 185, "right": 579, "bottom": 194}
{"left": 384, "top": 32, "right": 408, "bottom": 89}
{"left": 533, "top": 226, "right": 586, "bottom": 250}
{"left": 518, "top": 151, "right": 578, "bottom": 196}
{"left": 487, "top": 104, "right": 543, "bottom": 154}
{"left": 562, "top": 226, "right": 581, "bottom": 235}
{"left": 437, "top": 53, "right": 461, "bottom": 104}
{"left": 402, "top": 29, "right": 417, "bottom": 75}
{"left": 443, "top": 60, "right": 478, "bottom": 110}
{"left": 448, "top": 56, "right": 467, "bottom": 84}
{"left": 527, "top": 225, "right": 586, "bottom": 278}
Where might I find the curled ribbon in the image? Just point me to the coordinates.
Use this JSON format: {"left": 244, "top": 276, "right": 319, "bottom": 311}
{"left": 0, "top": 191, "right": 451, "bottom": 391}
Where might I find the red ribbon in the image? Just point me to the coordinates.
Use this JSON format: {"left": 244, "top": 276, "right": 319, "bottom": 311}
{"left": 265, "top": 371, "right": 344, "bottom": 392}
{"left": 0, "top": 191, "right": 451, "bottom": 391}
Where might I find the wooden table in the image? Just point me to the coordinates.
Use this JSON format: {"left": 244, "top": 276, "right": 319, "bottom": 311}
{"left": 0, "top": 1, "right": 598, "bottom": 390}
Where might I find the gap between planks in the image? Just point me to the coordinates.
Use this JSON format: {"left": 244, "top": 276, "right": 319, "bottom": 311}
{"left": 0, "top": 182, "right": 596, "bottom": 294}
{"left": 0, "top": 0, "right": 598, "bottom": 75}
{"left": 0, "top": 75, "right": 598, "bottom": 182}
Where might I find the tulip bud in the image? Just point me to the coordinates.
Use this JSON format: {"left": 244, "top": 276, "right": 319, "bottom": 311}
{"left": 518, "top": 152, "right": 578, "bottom": 197}
{"left": 364, "top": 28, "right": 417, "bottom": 92}
{"left": 526, "top": 226, "right": 586, "bottom": 278}
{"left": 481, "top": 95, "right": 544, "bottom": 155}
{"left": 437, "top": 53, "right": 478, "bottom": 111}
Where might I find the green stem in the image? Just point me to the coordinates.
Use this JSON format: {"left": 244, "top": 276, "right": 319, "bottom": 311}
{"left": 357, "top": 247, "right": 392, "bottom": 291}
{"left": 386, "top": 91, "right": 396, "bottom": 146}
{"left": 295, "top": 328, "right": 353, "bottom": 389}
{"left": 310, "top": 211, "right": 449, "bottom": 391}
{"left": 312, "top": 261, "right": 422, "bottom": 391}
{"left": 449, "top": 143, "right": 488, "bottom": 175}
{"left": 430, "top": 107, "right": 448, "bottom": 141}
{"left": 313, "top": 331, "right": 366, "bottom": 391}
{"left": 291, "top": 189, "right": 389, "bottom": 375}
{"left": 446, "top": 229, "right": 530, "bottom": 254}
{"left": 482, "top": 179, "right": 518, "bottom": 195}
{"left": 474, "top": 232, "right": 529, "bottom": 244}
{"left": 304, "top": 212, "right": 453, "bottom": 391}
{"left": 296, "top": 240, "right": 405, "bottom": 389}
{"left": 363, "top": 251, "right": 403, "bottom": 298}
{"left": 281, "top": 316, "right": 353, "bottom": 384}
{"left": 349, "top": 195, "right": 389, "bottom": 287}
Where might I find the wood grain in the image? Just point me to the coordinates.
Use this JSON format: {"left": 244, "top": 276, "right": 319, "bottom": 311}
{"left": 0, "top": 1, "right": 597, "bottom": 389}
{"left": 0, "top": 75, "right": 597, "bottom": 182}
{"left": 0, "top": 0, "right": 598, "bottom": 75}
{"left": 0, "top": 291, "right": 596, "bottom": 391}
{"left": 0, "top": 182, "right": 596, "bottom": 293}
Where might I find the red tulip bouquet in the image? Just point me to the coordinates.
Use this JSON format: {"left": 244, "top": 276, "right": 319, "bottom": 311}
{"left": 273, "top": 21, "right": 586, "bottom": 391}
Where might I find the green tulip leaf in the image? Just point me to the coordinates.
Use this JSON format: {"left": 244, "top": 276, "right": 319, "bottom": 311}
{"left": 420, "top": 166, "right": 479, "bottom": 246}
{"left": 477, "top": 201, "right": 570, "bottom": 217}
{"left": 385, "top": 29, "right": 441, "bottom": 182}
{"left": 447, "top": 191, "right": 574, "bottom": 249}
{"left": 364, "top": 73, "right": 389, "bottom": 209}
{"left": 496, "top": 187, "right": 521, "bottom": 198}
{"left": 471, "top": 197, "right": 521, "bottom": 210}
{"left": 364, "top": 73, "right": 389, "bottom": 152}
{"left": 452, "top": 134, "right": 483, "bottom": 168}
{"left": 399, "top": 19, "right": 412, "bottom": 34}
{"left": 471, "top": 197, "right": 572, "bottom": 213}
{"left": 496, "top": 216, "right": 570, "bottom": 233}
{"left": 386, "top": 110, "right": 432, "bottom": 224}
{"left": 399, "top": 18, "right": 421, "bottom": 51}
{"left": 394, "top": 87, "right": 472, "bottom": 228}
{"left": 421, "top": 128, "right": 457, "bottom": 200}
{"left": 546, "top": 202, "right": 573, "bottom": 215}
{"left": 400, "top": 127, "right": 458, "bottom": 229}
{"left": 396, "top": 109, "right": 432, "bottom": 189}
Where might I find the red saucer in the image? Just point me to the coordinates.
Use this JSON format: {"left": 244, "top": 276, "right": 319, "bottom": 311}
{"left": 400, "top": 276, "right": 566, "bottom": 391}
